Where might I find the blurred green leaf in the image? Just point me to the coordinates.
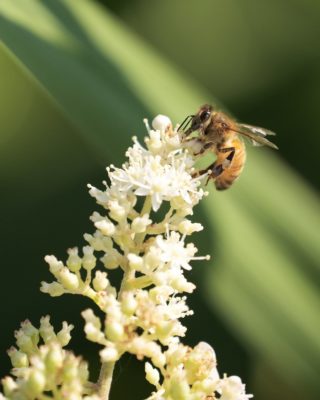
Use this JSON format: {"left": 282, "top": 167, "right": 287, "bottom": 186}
{"left": 120, "top": 0, "right": 320, "bottom": 103}
{"left": 0, "top": 0, "right": 319, "bottom": 398}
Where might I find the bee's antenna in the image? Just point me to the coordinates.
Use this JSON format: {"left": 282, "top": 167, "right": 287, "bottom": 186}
{"left": 178, "top": 115, "right": 194, "bottom": 132}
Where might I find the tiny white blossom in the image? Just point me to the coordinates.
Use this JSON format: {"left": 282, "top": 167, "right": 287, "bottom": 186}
{"left": 218, "top": 375, "right": 253, "bottom": 400}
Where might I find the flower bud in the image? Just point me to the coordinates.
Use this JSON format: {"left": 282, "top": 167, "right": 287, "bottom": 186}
{"left": 155, "top": 321, "right": 175, "bottom": 340}
{"left": 40, "top": 281, "right": 65, "bottom": 297}
{"left": 169, "top": 377, "right": 190, "bottom": 399}
{"left": 44, "top": 255, "right": 63, "bottom": 275}
{"left": 26, "top": 370, "right": 46, "bottom": 396}
{"left": 88, "top": 184, "right": 109, "bottom": 206}
{"left": 92, "top": 271, "right": 109, "bottom": 292}
{"left": 7, "top": 347, "right": 28, "bottom": 368}
{"left": 82, "top": 309, "right": 105, "bottom": 344}
{"left": 171, "top": 276, "right": 195, "bottom": 293}
{"left": 131, "top": 214, "right": 152, "bottom": 233}
{"left": 145, "top": 362, "right": 160, "bottom": 386}
{"left": 66, "top": 248, "right": 82, "bottom": 272}
{"left": 151, "top": 352, "right": 166, "bottom": 369}
{"left": 21, "top": 320, "right": 39, "bottom": 339}
{"left": 45, "top": 344, "right": 63, "bottom": 371}
{"left": 15, "top": 333, "right": 35, "bottom": 354}
{"left": 105, "top": 321, "right": 124, "bottom": 342}
{"left": 57, "top": 322, "right": 73, "bottom": 347}
{"left": 127, "top": 253, "right": 144, "bottom": 271}
{"left": 145, "top": 130, "right": 162, "bottom": 153}
{"left": 39, "top": 316, "right": 56, "bottom": 343}
{"left": 121, "top": 292, "right": 137, "bottom": 315}
{"left": 100, "top": 347, "right": 119, "bottom": 362}
{"left": 178, "top": 220, "right": 203, "bottom": 235}
{"left": 82, "top": 246, "right": 96, "bottom": 271}
{"left": 94, "top": 220, "right": 116, "bottom": 236}
{"left": 152, "top": 115, "right": 171, "bottom": 132}
{"left": 108, "top": 200, "right": 126, "bottom": 221}
{"left": 2, "top": 376, "right": 17, "bottom": 395}
{"left": 58, "top": 268, "right": 80, "bottom": 290}
{"left": 144, "top": 247, "right": 161, "bottom": 270}
{"left": 101, "top": 251, "right": 120, "bottom": 270}
{"left": 83, "top": 322, "right": 105, "bottom": 343}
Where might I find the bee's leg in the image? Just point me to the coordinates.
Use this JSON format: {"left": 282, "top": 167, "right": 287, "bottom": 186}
{"left": 200, "top": 147, "right": 235, "bottom": 176}
{"left": 198, "top": 147, "right": 236, "bottom": 184}
{"left": 194, "top": 141, "right": 213, "bottom": 156}
{"left": 191, "top": 163, "right": 223, "bottom": 185}
{"left": 195, "top": 162, "right": 223, "bottom": 181}
{"left": 218, "top": 146, "right": 235, "bottom": 166}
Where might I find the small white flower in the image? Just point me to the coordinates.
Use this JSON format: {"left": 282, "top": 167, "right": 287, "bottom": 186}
{"left": 155, "top": 231, "right": 197, "bottom": 271}
{"left": 218, "top": 375, "right": 253, "bottom": 400}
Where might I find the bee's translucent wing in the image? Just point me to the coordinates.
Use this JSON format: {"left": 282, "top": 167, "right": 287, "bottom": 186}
{"left": 232, "top": 124, "right": 279, "bottom": 149}
{"left": 240, "top": 124, "right": 276, "bottom": 137}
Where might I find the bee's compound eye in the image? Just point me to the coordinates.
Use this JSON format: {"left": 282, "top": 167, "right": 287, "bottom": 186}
{"left": 200, "top": 111, "right": 211, "bottom": 122}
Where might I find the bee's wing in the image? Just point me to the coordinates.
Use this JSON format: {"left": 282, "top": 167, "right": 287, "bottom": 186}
{"left": 232, "top": 124, "right": 279, "bottom": 149}
{"left": 240, "top": 124, "right": 276, "bottom": 136}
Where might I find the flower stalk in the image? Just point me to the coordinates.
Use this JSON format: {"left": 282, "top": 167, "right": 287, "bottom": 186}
{"left": 97, "top": 362, "right": 115, "bottom": 399}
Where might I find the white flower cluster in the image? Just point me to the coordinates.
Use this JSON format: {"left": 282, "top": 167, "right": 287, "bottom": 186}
{"left": 0, "top": 115, "right": 252, "bottom": 399}
{"left": 145, "top": 342, "right": 252, "bottom": 400}
{"left": 41, "top": 115, "right": 208, "bottom": 360}
{"left": 0, "top": 317, "right": 97, "bottom": 400}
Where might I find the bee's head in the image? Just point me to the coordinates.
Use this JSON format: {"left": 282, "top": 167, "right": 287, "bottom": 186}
{"left": 181, "top": 104, "right": 213, "bottom": 136}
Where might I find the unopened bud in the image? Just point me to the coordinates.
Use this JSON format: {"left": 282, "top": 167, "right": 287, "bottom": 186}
{"left": 40, "top": 281, "right": 65, "bottom": 297}
{"left": 92, "top": 271, "right": 109, "bottom": 292}
{"left": 95, "top": 220, "right": 116, "bottom": 236}
{"left": 7, "top": 347, "right": 28, "bottom": 368}
{"left": 152, "top": 115, "right": 172, "bottom": 131}
{"left": 178, "top": 220, "right": 203, "bottom": 235}
{"left": 27, "top": 370, "right": 46, "bottom": 395}
{"left": 66, "top": 248, "right": 82, "bottom": 272}
{"left": 127, "top": 253, "right": 144, "bottom": 271}
{"left": 100, "top": 346, "right": 119, "bottom": 362}
{"left": 145, "top": 362, "right": 160, "bottom": 386}
{"left": 106, "top": 321, "right": 124, "bottom": 342}
{"left": 131, "top": 214, "right": 152, "bottom": 233}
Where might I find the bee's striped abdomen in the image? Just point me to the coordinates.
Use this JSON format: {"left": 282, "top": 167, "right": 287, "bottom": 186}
{"left": 215, "top": 140, "right": 246, "bottom": 190}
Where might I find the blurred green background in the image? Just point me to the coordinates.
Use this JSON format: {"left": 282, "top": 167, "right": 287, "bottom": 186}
{"left": 0, "top": 0, "right": 319, "bottom": 399}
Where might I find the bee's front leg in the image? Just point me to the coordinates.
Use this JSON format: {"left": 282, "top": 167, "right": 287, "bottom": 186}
{"left": 183, "top": 137, "right": 213, "bottom": 156}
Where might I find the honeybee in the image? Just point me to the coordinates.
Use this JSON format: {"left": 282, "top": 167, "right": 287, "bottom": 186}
{"left": 179, "top": 104, "right": 278, "bottom": 190}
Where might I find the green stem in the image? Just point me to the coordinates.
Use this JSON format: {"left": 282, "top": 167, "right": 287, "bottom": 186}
{"left": 135, "top": 196, "right": 152, "bottom": 245}
{"left": 97, "top": 361, "right": 115, "bottom": 400}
